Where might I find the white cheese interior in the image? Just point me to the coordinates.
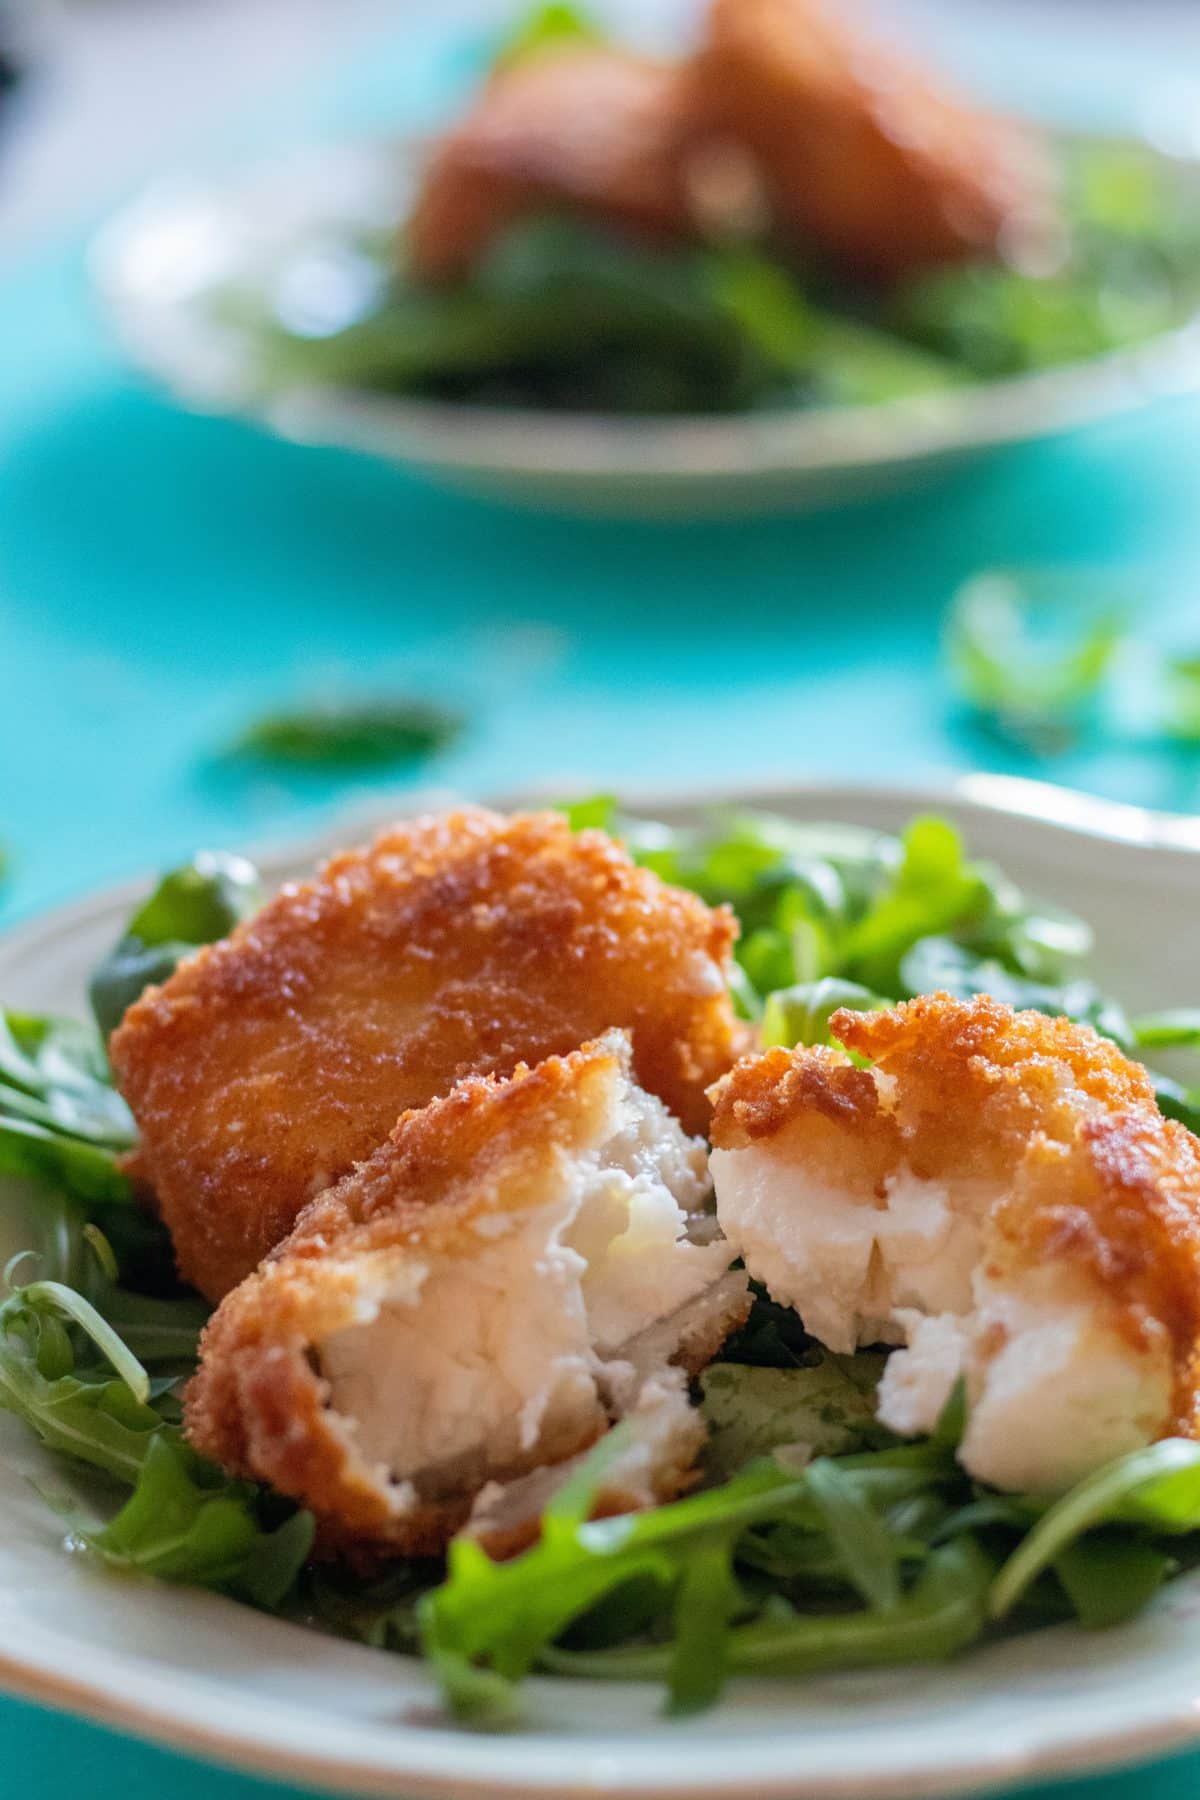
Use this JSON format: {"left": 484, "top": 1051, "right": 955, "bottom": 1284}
{"left": 319, "top": 1076, "right": 730, "bottom": 1496}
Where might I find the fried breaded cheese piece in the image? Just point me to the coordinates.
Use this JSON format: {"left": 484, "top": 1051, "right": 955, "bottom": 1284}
{"left": 110, "top": 808, "right": 740, "bottom": 1302}
{"left": 696, "top": 0, "right": 1056, "bottom": 283}
{"left": 407, "top": 45, "right": 702, "bottom": 284}
{"left": 186, "top": 1032, "right": 750, "bottom": 1560}
{"left": 709, "top": 994, "right": 1200, "bottom": 1492}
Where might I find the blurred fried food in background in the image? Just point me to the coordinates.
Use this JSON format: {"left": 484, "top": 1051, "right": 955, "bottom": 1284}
{"left": 408, "top": 0, "right": 1058, "bottom": 289}
{"left": 408, "top": 46, "right": 701, "bottom": 283}
{"left": 697, "top": 0, "right": 1057, "bottom": 283}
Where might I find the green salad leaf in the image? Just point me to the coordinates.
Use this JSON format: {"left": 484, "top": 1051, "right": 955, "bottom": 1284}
{"left": 89, "top": 851, "right": 264, "bottom": 1039}
{"left": 1162, "top": 655, "right": 1200, "bottom": 741}
{"left": 229, "top": 696, "right": 463, "bottom": 771}
{"left": 1131, "top": 1010, "right": 1200, "bottom": 1051}
{"left": 568, "top": 790, "right": 1200, "bottom": 1167}
{"left": 426, "top": 1429, "right": 994, "bottom": 1719}
{"left": 759, "top": 977, "right": 888, "bottom": 1049}
{"left": 492, "top": 1, "right": 605, "bottom": 69}
{"left": 895, "top": 140, "right": 1200, "bottom": 380}
{"left": 0, "top": 1193, "right": 311, "bottom": 1607}
{"left": 85, "top": 1433, "right": 314, "bottom": 1606}
{"left": 0, "top": 1011, "right": 136, "bottom": 1203}
{"left": 945, "top": 569, "right": 1127, "bottom": 754}
{"left": 991, "top": 1439, "right": 1200, "bottom": 1619}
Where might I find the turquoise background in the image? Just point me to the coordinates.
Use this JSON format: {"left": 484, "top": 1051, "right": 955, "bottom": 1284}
{"left": 4, "top": 12, "right": 1200, "bottom": 1798}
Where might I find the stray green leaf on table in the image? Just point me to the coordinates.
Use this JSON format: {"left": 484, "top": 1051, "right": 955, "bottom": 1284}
{"left": 1162, "top": 654, "right": 1200, "bottom": 741}
{"left": 230, "top": 696, "right": 463, "bottom": 770}
{"left": 945, "top": 568, "right": 1127, "bottom": 754}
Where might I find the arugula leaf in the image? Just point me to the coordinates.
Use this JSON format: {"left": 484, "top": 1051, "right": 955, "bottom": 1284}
{"left": 760, "top": 977, "right": 888, "bottom": 1049}
{"left": 1054, "top": 1536, "right": 1174, "bottom": 1628}
{"left": 666, "top": 1541, "right": 740, "bottom": 1716}
{"left": 1131, "top": 1010, "right": 1200, "bottom": 1050}
{"left": 0, "top": 1011, "right": 136, "bottom": 1203}
{"left": 422, "top": 1421, "right": 986, "bottom": 1722}
{"left": 0, "top": 1113, "right": 133, "bottom": 1205}
{"left": 229, "top": 697, "right": 462, "bottom": 771}
{"left": 991, "top": 1438, "right": 1200, "bottom": 1618}
{"left": 1150, "top": 1073, "right": 1200, "bottom": 1134}
{"left": 84, "top": 1433, "right": 313, "bottom": 1606}
{"left": 0, "top": 1231, "right": 311, "bottom": 1608}
{"left": 842, "top": 817, "right": 987, "bottom": 993}
{"left": 898, "top": 937, "right": 1133, "bottom": 1047}
{"left": 804, "top": 1459, "right": 905, "bottom": 1610}
{"left": 1162, "top": 655, "right": 1200, "bottom": 740}
{"left": 709, "top": 252, "right": 961, "bottom": 405}
{"left": 491, "top": 2, "right": 605, "bottom": 70}
{"left": 547, "top": 1537, "right": 992, "bottom": 1683}
{"left": 303, "top": 1561, "right": 435, "bottom": 1650}
{"left": 0, "top": 1281, "right": 167, "bottom": 1484}
{"left": 717, "top": 1284, "right": 818, "bottom": 1369}
{"left": 90, "top": 851, "right": 263, "bottom": 1039}
{"left": 558, "top": 793, "right": 618, "bottom": 833}
{"left": 421, "top": 1455, "right": 804, "bottom": 1721}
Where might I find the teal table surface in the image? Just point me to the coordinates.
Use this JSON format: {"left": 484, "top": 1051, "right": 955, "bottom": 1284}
{"left": 5, "top": 14, "right": 1200, "bottom": 1800}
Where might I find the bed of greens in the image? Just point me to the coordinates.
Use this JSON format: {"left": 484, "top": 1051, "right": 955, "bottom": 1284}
{"left": 5, "top": 804, "right": 1200, "bottom": 1725}
{"left": 246, "top": 108, "right": 1200, "bottom": 417}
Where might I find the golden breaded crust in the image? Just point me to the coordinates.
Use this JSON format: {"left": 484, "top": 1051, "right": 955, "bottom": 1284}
{"left": 709, "top": 1041, "right": 888, "bottom": 1145}
{"left": 407, "top": 47, "right": 701, "bottom": 284}
{"left": 833, "top": 993, "right": 1156, "bottom": 1186}
{"left": 711, "top": 992, "right": 1155, "bottom": 1164}
{"left": 185, "top": 1039, "right": 739, "bottom": 1562}
{"left": 994, "top": 1112, "right": 1200, "bottom": 1431}
{"left": 111, "top": 808, "right": 739, "bottom": 1300}
{"left": 696, "top": 0, "right": 1056, "bottom": 282}
{"left": 711, "top": 993, "right": 1200, "bottom": 1435}
{"left": 832, "top": 992, "right": 1156, "bottom": 1110}
{"left": 709, "top": 1041, "right": 901, "bottom": 1197}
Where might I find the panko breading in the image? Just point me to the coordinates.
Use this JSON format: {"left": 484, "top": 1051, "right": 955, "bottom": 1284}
{"left": 406, "top": 46, "right": 702, "bottom": 284}
{"left": 696, "top": 0, "right": 1056, "bottom": 283}
{"left": 185, "top": 1033, "right": 750, "bottom": 1561}
{"left": 709, "top": 994, "right": 1200, "bottom": 1492}
{"left": 111, "top": 808, "right": 740, "bottom": 1302}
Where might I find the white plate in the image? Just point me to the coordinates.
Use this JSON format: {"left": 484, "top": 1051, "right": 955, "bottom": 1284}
{"left": 90, "top": 139, "right": 1200, "bottom": 518}
{"left": 5, "top": 774, "right": 1200, "bottom": 1800}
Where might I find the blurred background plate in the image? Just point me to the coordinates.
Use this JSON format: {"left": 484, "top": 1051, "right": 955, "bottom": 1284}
{"left": 90, "top": 134, "right": 1200, "bottom": 519}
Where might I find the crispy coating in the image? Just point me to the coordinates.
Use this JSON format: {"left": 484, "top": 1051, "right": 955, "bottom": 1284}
{"left": 696, "top": 0, "right": 1057, "bottom": 282}
{"left": 185, "top": 1036, "right": 749, "bottom": 1562}
{"left": 710, "top": 992, "right": 1200, "bottom": 1434}
{"left": 711, "top": 992, "right": 1154, "bottom": 1180}
{"left": 407, "top": 46, "right": 702, "bottom": 284}
{"left": 111, "top": 808, "right": 740, "bottom": 1300}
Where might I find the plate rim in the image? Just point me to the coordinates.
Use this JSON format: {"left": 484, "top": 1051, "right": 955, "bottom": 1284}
{"left": 5, "top": 771, "right": 1200, "bottom": 1800}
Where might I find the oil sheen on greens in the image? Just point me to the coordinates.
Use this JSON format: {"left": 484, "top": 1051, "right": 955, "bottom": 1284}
{"left": 246, "top": 129, "right": 1200, "bottom": 416}
{"left": 4, "top": 814, "right": 1200, "bottom": 1724}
